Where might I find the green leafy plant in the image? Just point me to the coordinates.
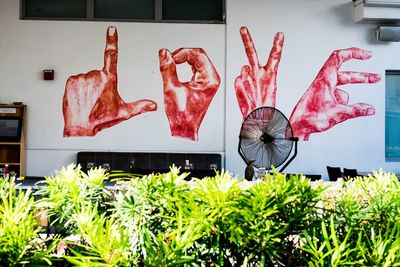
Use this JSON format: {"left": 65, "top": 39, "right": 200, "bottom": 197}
{"left": 36, "top": 164, "right": 112, "bottom": 236}
{"left": 11, "top": 163, "right": 400, "bottom": 266}
{"left": 301, "top": 171, "right": 400, "bottom": 266}
{"left": 64, "top": 206, "right": 132, "bottom": 267}
{"left": 183, "top": 171, "right": 247, "bottom": 266}
{"left": 0, "top": 177, "right": 53, "bottom": 266}
{"left": 359, "top": 222, "right": 400, "bottom": 267}
{"left": 301, "top": 215, "right": 364, "bottom": 266}
{"left": 113, "top": 165, "right": 198, "bottom": 266}
{"left": 236, "top": 171, "right": 326, "bottom": 266}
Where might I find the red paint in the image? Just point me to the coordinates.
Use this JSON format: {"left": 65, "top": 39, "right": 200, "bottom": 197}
{"left": 234, "top": 26, "right": 284, "bottom": 118}
{"left": 289, "top": 47, "right": 381, "bottom": 140}
{"left": 63, "top": 26, "right": 157, "bottom": 137}
{"left": 159, "top": 48, "right": 220, "bottom": 141}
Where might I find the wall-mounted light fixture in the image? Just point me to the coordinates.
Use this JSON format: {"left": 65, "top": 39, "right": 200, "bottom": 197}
{"left": 376, "top": 26, "right": 400, "bottom": 42}
{"left": 43, "top": 69, "right": 54, "bottom": 80}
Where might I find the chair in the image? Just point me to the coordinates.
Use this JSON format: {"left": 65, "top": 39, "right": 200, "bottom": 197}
{"left": 343, "top": 168, "right": 358, "bottom": 180}
{"left": 326, "top": 166, "right": 342, "bottom": 181}
{"left": 307, "top": 174, "right": 322, "bottom": 181}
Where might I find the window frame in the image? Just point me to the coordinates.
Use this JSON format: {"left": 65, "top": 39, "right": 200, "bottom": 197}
{"left": 20, "top": 0, "right": 226, "bottom": 24}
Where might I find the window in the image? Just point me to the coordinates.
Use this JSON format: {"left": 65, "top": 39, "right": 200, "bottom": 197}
{"left": 94, "top": 0, "right": 155, "bottom": 20}
{"left": 162, "top": 0, "right": 223, "bottom": 21}
{"left": 385, "top": 70, "right": 400, "bottom": 161}
{"left": 21, "top": 0, "right": 225, "bottom": 23}
{"left": 24, "top": 0, "right": 87, "bottom": 18}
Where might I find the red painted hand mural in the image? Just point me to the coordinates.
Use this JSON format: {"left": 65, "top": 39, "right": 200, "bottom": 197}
{"left": 63, "top": 26, "right": 157, "bottom": 137}
{"left": 289, "top": 48, "right": 381, "bottom": 141}
{"left": 159, "top": 48, "right": 220, "bottom": 141}
{"left": 235, "top": 26, "right": 284, "bottom": 119}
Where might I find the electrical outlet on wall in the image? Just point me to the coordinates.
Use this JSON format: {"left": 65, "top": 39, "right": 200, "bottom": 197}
{"left": 209, "top": 164, "right": 217, "bottom": 170}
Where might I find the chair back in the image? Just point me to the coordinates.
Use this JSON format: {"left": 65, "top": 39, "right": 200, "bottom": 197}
{"left": 326, "top": 166, "right": 342, "bottom": 181}
{"left": 343, "top": 168, "right": 358, "bottom": 180}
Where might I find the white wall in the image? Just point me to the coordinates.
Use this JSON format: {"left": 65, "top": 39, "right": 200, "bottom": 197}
{"left": 226, "top": 0, "right": 400, "bottom": 178}
{"left": 1, "top": 0, "right": 400, "bottom": 179}
{"left": 0, "top": 0, "right": 226, "bottom": 176}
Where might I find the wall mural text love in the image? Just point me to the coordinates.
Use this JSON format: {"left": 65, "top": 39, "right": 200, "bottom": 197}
{"left": 63, "top": 25, "right": 380, "bottom": 141}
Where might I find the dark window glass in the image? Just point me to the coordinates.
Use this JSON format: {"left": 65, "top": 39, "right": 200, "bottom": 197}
{"left": 163, "top": 0, "right": 223, "bottom": 21}
{"left": 94, "top": 0, "right": 155, "bottom": 20}
{"left": 25, "top": 0, "right": 86, "bottom": 18}
{"left": 385, "top": 70, "right": 400, "bottom": 161}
